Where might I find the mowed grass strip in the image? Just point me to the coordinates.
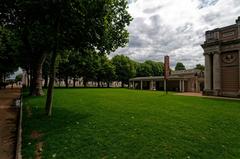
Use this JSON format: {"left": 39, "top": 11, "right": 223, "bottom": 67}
{"left": 22, "top": 88, "right": 240, "bottom": 159}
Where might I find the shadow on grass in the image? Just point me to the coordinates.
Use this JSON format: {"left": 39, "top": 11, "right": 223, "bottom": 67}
{"left": 22, "top": 99, "right": 92, "bottom": 158}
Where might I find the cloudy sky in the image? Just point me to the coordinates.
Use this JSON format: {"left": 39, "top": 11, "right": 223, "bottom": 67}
{"left": 110, "top": 0, "right": 240, "bottom": 68}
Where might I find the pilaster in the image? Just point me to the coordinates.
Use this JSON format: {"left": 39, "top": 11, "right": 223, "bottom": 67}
{"left": 239, "top": 50, "right": 240, "bottom": 96}
{"left": 204, "top": 53, "right": 212, "bottom": 91}
{"left": 150, "top": 80, "right": 153, "bottom": 90}
{"left": 182, "top": 80, "right": 185, "bottom": 92}
{"left": 179, "top": 80, "right": 182, "bottom": 92}
{"left": 196, "top": 77, "right": 199, "bottom": 93}
{"left": 213, "top": 52, "right": 221, "bottom": 96}
{"left": 236, "top": 17, "right": 240, "bottom": 38}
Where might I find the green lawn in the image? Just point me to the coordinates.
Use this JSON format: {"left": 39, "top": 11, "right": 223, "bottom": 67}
{"left": 22, "top": 88, "right": 240, "bottom": 159}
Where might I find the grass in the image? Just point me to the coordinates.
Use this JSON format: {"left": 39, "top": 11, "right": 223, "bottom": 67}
{"left": 22, "top": 88, "right": 240, "bottom": 159}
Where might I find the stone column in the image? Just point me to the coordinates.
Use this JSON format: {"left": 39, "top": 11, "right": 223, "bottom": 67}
{"left": 182, "top": 80, "right": 185, "bottom": 92}
{"left": 213, "top": 52, "right": 221, "bottom": 95}
{"left": 179, "top": 80, "right": 182, "bottom": 92}
{"left": 196, "top": 78, "right": 199, "bottom": 93}
{"left": 140, "top": 80, "right": 143, "bottom": 90}
{"left": 150, "top": 80, "right": 154, "bottom": 90}
{"left": 153, "top": 81, "right": 156, "bottom": 90}
{"left": 204, "top": 54, "right": 212, "bottom": 91}
{"left": 239, "top": 50, "right": 240, "bottom": 95}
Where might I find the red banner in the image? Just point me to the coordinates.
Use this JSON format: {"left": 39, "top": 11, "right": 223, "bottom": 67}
{"left": 164, "top": 56, "right": 170, "bottom": 80}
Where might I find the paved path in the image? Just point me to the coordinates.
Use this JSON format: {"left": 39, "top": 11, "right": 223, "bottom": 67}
{"left": 175, "top": 92, "right": 240, "bottom": 101}
{"left": 0, "top": 88, "right": 21, "bottom": 159}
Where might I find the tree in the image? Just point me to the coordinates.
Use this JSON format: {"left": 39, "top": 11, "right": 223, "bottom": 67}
{"left": 96, "top": 55, "right": 116, "bottom": 87}
{"left": 1, "top": 0, "right": 132, "bottom": 116}
{"left": 195, "top": 64, "right": 205, "bottom": 71}
{"left": 0, "top": 26, "right": 19, "bottom": 87}
{"left": 144, "top": 60, "right": 164, "bottom": 76}
{"left": 175, "top": 62, "right": 186, "bottom": 71}
{"left": 136, "top": 63, "right": 152, "bottom": 77}
{"left": 45, "top": 0, "right": 132, "bottom": 116}
{"left": 15, "top": 74, "right": 23, "bottom": 82}
{"left": 112, "top": 55, "right": 136, "bottom": 87}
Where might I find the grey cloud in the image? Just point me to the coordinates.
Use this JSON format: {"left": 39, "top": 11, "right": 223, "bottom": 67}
{"left": 143, "top": 6, "right": 162, "bottom": 14}
{"left": 198, "top": 0, "right": 219, "bottom": 9}
{"left": 112, "top": 0, "right": 239, "bottom": 69}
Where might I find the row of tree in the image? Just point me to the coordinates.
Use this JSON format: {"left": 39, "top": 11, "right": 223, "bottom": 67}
{"left": 0, "top": 0, "right": 204, "bottom": 116}
{"left": 0, "top": 0, "right": 132, "bottom": 116}
{"left": 42, "top": 53, "right": 164, "bottom": 88}
{"left": 50, "top": 53, "right": 204, "bottom": 88}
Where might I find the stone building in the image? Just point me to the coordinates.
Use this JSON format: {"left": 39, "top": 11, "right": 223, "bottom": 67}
{"left": 201, "top": 17, "right": 240, "bottom": 97}
{"left": 129, "top": 69, "right": 204, "bottom": 93}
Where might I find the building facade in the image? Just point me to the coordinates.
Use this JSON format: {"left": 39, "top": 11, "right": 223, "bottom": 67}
{"left": 129, "top": 69, "right": 204, "bottom": 93}
{"left": 201, "top": 17, "right": 240, "bottom": 97}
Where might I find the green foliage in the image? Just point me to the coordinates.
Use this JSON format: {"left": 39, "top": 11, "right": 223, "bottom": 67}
{"left": 96, "top": 55, "right": 116, "bottom": 84}
{"left": 175, "top": 62, "right": 186, "bottom": 71}
{"left": 0, "top": 26, "right": 19, "bottom": 81}
{"left": 195, "top": 64, "right": 205, "bottom": 71}
{"left": 23, "top": 88, "right": 240, "bottom": 158}
{"left": 136, "top": 60, "right": 164, "bottom": 77}
{"left": 136, "top": 63, "right": 153, "bottom": 77}
{"left": 15, "top": 74, "right": 22, "bottom": 82}
{"left": 112, "top": 55, "right": 136, "bottom": 85}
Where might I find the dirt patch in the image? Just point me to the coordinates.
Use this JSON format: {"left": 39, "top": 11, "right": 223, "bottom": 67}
{"left": 0, "top": 108, "right": 18, "bottom": 159}
{"left": 0, "top": 88, "right": 21, "bottom": 108}
{"left": 30, "top": 131, "right": 43, "bottom": 140}
{"left": 175, "top": 92, "right": 203, "bottom": 97}
{"left": 26, "top": 106, "right": 32, "bottom": 117}
{"left": 0, "top": 88, "right": 21, "bottom": 159}
{"left": 35, "top": 142, "right": 43, "bottom": 159}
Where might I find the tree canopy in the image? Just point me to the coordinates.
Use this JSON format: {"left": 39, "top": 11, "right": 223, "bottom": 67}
{"left": 175, "top": 62, "right": 186, "bottom": 71}
{"left": 195, "top": 64, "right": 205, "bottom": 71}
{"left": 112, "top": 55, "right": 136, "bottom": 87}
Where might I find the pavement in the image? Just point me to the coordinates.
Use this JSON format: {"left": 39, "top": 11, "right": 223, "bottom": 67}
{"left": 175, "top": 92, "right": 240, "bottom": 101}
{"left": 0, "top": 88, "right": 21, "bottom": 159}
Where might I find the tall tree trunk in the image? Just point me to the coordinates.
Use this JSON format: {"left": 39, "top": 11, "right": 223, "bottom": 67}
{"left": 64, "top": 75, "right": 69, "bottom": 88}
{"left": 121, "top": 81, "right": 124, "bottom": 88}
{"left": 83, "top": 79, "right": 87, "bottom": 87}
{"left": 27, "top": 69, "right": 30, "bottom": 88}
{"left": 45, "top": 50, "right": 57, "bottom": 116}
{"left": 58, "top": 73, "right": 61, "bottom": 87}
{"left": 43, "top": 74, "right": 48, "bottom": 88}
{"left": 73, "top": 77, "right": 76, "bottom": 88}
{"left": 107, "top": 82, "right": 110, "bottom": 88}
{"left": 3, "top": 73, "right": 6, "bottom": 89}
{"left": 30, "top": 53, "right": 47, "bottom": 96}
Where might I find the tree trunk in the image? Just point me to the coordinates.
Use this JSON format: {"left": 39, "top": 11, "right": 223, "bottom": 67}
{"left": 30, "top": 53, "right": 47, "bottom": 96}
{"left": 58, "top": 73, "right": 61, "bottom": 87}
{"left": 73, "top": 77, "right": 76, "bottom": 88}
{"left": 64, "top": 75, "right": 69, "bottom": 88}
{"left": 45, "top": 50, "right": 57, "bottom": 116}
{"left": 97, "top": 81, "right": 100, "bottom": 88}
{"left": 107, "top": 82, "right": 110, "bottom": 88}
{"left": 121, "top": 81, "right": 124, "bottom": 88}
{"left": 27, "top": 69, "right": 30, "bottom": 88}
{"left": 83, "top": 79, "right": 87, "bottom": 87}
{"left": 43, "top": 74, "right": 48, "bottom": 88}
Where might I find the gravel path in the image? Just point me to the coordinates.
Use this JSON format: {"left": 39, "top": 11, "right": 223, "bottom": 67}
{"left": 0, "top": 88, "right": 21, "bottom": 159}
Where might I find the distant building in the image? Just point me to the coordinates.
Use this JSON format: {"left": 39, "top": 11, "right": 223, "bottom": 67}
{"left": 201, "top": 17, "right": 240, "bottom": 97}
{"left": 129, "top": 69, "right": 204, "bottom": 92}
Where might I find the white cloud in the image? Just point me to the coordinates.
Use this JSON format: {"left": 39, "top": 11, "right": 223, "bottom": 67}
{"left": 110, "top": 0, "right": 240, "bottom": 69}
